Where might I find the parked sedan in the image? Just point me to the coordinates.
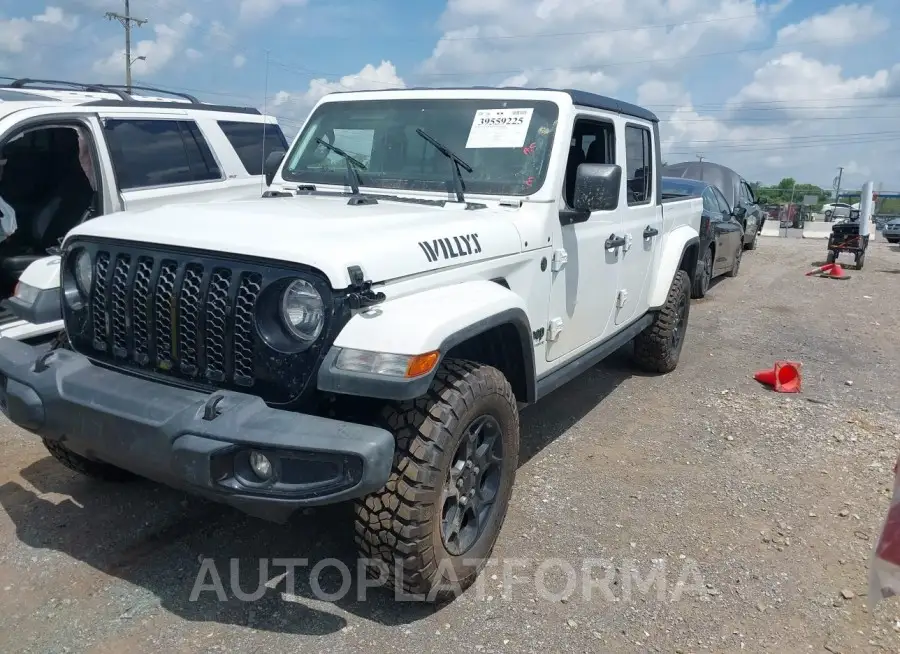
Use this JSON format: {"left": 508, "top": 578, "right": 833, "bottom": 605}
{"left": 662, "top": 176, "right": 745, "bottom": 298}
{"left": 663, "top": 160, "right": 763, "bottom": 251}
{"left": 883, "top": 218, "right": 900, "bottom": 243}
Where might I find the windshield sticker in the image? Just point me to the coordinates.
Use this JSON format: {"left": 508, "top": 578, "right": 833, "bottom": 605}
{"left": 418, "top": 233, "right": 482, "bottom": 263}
{"left": 465, "top": 108, "right": 535, "bottom": 149}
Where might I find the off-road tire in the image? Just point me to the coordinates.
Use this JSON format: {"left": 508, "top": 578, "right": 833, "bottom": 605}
{"left": 725, "top": 243, "right": 742, "bottom": 278}
{"left": 691, "top": 247, "right": 713, "bottom": 298}
{"left": 42, "top": 438, "right": 135, "bottom": 482}
{"left": 634, "top": 270, "right": 691, "bottom": 374}
{"left": 354, "top": 359, "right": 519, "bottom": 601}
{"left": 826, "top": 250, "right": 836, "bottom": 265}
{"left": 856, "top": 251, "right": 866, "bottom": 270}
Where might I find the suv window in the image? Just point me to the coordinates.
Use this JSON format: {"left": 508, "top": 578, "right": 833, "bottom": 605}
{"left": 217, "top": 121, "right": 289, "bottom": 176}
{"left": 103, "top": 119, "right": 222, "bottom": 190}
{"left": 701, "top": 188, "right": 718, "bottom": 216}
{"left": 740, "top": 181, "right": 755, "bottom": 206}
{"left": 563, "top": 118, "right": 615, "bottom": 208}
{"left": 712, "top": 186, "right": 732, "bottom": 214}
{"left": 624, "top": 125, "right": 652, "bottom": 205}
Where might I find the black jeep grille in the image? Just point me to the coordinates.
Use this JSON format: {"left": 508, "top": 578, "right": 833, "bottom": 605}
{"left": 62, "top": 240, "right": 341, "bottom": 406}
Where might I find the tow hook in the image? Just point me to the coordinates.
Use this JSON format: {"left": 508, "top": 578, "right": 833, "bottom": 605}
{"left": 346, "top": 265, "right": 386, "bottom": 310}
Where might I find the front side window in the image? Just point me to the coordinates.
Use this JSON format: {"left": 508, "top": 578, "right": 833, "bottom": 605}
{"left": 712, "top": 186, "right": 732, "bottom": 214}
{"left": 701, "top": 188, "right": 719, "bottom": 216}
{"left": 282, "top": 98, "right": 561, "bottom": 197}
{"left": 104, "top": 119, "right": 221, "bottom": 190}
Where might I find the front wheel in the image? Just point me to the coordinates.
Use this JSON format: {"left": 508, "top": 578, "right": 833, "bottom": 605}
{"left": 744, "top": 231, "right": 758, "bottom": 251}
{"left": 691, "top": 247, "right": 713, "bottom": 298}
{"left": 634, "top": 270, "right": 691, "bottom": 374}
{"left": 725, "top": 244, "right": 742, "bottom": 277}
{"left": 354, "top": 359, "right": 519, "bottom": 601}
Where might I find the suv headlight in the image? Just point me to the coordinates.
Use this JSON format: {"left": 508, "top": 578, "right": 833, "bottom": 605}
{"left": 74, "top": 250, "right": 93, "bottom": 294}
{"left": 281, "top": 279, "right": 325, "bottom": 342}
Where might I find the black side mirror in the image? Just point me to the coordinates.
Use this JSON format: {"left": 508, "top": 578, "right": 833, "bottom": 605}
{"left": 574, "top": 163, "right": 622, "bottom": 211}
{"left": 264, "top": 150, "right": 286, "bottom": 187}
{"left": 733, "top": 205, "right": 747, "bottom": 219}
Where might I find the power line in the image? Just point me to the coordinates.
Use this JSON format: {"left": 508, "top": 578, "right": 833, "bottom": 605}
{"left": 104, "top": 0, "right": 147, "bottom": 93}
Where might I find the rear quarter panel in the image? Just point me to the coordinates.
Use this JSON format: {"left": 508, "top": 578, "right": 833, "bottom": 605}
{"left": 648, "top": 197, "right": 702, "bottom": 308}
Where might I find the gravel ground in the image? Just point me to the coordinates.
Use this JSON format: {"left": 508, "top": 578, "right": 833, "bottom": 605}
{"left": 0, "top": 237, "right": 899, "bottom": 654}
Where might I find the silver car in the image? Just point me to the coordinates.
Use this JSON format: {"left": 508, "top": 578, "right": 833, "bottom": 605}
{"left": 883, "top": 218, "right": 900, "bottom": 243}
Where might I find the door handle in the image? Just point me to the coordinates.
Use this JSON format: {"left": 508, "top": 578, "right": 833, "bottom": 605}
{"left": 643, "top": 226, "right": 659, "bottom": 238}
{"left": 605, "top": 234, "right": 627, "bottom": 249}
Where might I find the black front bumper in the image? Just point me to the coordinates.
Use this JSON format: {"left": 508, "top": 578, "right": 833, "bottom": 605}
{"left": 0, "top": 338, "right": 395, "bottom": 522}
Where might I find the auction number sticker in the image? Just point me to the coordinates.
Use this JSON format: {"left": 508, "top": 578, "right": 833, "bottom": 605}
{"left": 465, "top": 108, "right": 534, "bottom": 149}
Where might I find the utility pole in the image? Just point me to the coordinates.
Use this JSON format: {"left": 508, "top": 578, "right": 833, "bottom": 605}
{"left": 105, "top": 0, "right": 147, "bottom": 93}
{"left": 696, "top": 154, "right": 704, "bottom": 174}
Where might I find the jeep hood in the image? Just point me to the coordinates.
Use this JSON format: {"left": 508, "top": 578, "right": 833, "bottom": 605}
{"left": 65, "top": 195, "right": 524, "bottom": 288}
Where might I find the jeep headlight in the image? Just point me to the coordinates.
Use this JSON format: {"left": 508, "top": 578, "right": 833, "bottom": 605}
{"left": 281, "top": 279, "right": 325, "bottom": 342}
{"left": 74, "top": 250, "right": 93, "bottom": 294}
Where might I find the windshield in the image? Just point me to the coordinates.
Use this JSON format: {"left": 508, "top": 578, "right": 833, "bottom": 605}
{"left": 282, "top": 98, "right": 560, "bottom": 197}
{"left": 661, "top": 178, "right": 702, "bottom": 197}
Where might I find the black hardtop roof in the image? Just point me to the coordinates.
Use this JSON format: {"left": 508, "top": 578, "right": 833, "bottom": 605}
{"left": 324, "top": 86, "right": 659, "bottom": 123}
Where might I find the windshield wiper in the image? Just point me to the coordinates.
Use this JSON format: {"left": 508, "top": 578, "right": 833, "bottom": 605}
{"left": 315, "top": 137, "right": 377, "bottom": 206}
{"left": 415, "top": 128, "right": 474, "bottom": 206}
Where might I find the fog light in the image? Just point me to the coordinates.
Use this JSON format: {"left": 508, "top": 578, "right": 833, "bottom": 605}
{"left": 249, "top": 451, "right": 273, "bottom": 480}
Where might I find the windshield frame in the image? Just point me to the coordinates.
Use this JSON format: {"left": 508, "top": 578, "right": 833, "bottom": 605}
{"left": 279, "top": 93, "right": 565, "bottom": 200}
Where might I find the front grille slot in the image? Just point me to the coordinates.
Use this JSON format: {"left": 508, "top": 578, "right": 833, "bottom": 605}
{"left": 86, "top": 250, "right": 261, "bottom": 388}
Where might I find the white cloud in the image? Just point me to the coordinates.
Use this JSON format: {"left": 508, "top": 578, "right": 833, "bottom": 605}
{"left": 728, "top": 51, "right": 891, "bottom": 117}
{"left": 272, "top": 61, "right": 405, "bottom": 134}
{"left": 776, "top": 3, "right": 888, "bottom": 47}
{"left": 239, "top": 0, "right": 308, "bottom": 22}
{"left": 0, "top": 6, "right": 78, "bottom": 53}
{"left": 186, "top": 48, "right": 203, "bottom": 61}
{"left": 206, "top": 20, "right": 234, "bottom": 51}
{"left": 92, "top": 12, "right": 197, "bottom": 77}
{"left": 419, "top": 0, "right": 785, "bottom": 87}
{"left": 233, "top": 54, "right": 247, "bottom": 68}
{"left": 33, "top": 7, "right": 80, "bottom": 31}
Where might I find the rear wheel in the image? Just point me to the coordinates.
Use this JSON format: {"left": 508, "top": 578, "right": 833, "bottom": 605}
{"left": 634, "top": 270, "right": 691, "bottom": 374}
{"left": 354, "top": 360, "right": 519, "bottom": 601}
{"left": 856, "top": 251, "right": 866, "bottom": 270}
{"left": 826, "top": 250, "right": 836, "bottom": 265}
{"left": 42, "top": 439, "right": 135, "bottom": 482}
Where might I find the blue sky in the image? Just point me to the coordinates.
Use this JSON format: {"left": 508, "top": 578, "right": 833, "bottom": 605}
{"left": 2, "top": 0, "right": 898, "bottom": 190}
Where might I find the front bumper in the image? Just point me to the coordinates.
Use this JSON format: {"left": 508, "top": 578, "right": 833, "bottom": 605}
{"left": 0, "top": 338, "right": 395, "bottom": 522}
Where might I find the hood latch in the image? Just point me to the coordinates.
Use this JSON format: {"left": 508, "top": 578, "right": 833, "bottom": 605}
{"left": 346, "top": 265, "right": 386, "bottom": 310}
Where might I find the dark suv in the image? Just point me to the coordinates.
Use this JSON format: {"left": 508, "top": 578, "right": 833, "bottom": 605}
{"left": 663, "top": 161, "right": 765, "bottom": 250}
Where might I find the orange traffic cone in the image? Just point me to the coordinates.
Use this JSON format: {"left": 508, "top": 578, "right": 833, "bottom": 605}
{"left": 806, "top": 263, "right": 835, "bottom": 276}
{"left": 826, "top": 263, "right": 849, "bottom": 279}
{"left": 753, "top": 360, "right": 802, "bottom": 393}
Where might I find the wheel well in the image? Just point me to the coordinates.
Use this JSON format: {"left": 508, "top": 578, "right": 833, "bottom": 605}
{"left": 679, "top": 242, "right": 700, "bottom": 283}
{"left": 444, "top": 323, "right": 533, "bottom": 403}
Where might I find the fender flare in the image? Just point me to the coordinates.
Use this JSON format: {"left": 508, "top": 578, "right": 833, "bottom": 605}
{"left": 317, "top": 280, "right": 536, "bottom": 402}
{"left": 648, "top": 228, "right": 700, "bottom": 309}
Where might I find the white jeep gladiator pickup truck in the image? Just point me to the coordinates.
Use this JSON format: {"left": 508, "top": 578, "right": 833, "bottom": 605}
{"left": 0, "top": 87, "right": 701, "bottom": 600}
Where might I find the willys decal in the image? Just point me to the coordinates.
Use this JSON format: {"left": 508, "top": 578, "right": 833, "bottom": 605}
{"left": 418, "top": 234, "right": 481, "bottom": 263}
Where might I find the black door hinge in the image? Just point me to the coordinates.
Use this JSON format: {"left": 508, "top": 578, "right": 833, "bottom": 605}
{"left": 346, "top": 265, "right": 386, "bottom": 310}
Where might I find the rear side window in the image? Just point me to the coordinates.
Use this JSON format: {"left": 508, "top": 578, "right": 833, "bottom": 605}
{"left": 103, "top": 119, "right": 222, "bottom": 190}
{"left": 217, "top": 121, "right": 288, "bottom": 175}
{"left": 624, "top": 125, "right": 653, "bottom": 205}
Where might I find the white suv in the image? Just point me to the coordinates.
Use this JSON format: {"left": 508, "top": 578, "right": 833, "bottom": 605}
{"left": 0, "top": 86, "right": 702, "bottom": 601}
{"left": 0, "top": 78, "right": 286, "bottom": 342}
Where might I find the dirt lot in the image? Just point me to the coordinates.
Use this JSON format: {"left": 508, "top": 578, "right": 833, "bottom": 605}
{"left": 1, "top": 237, "right": 899, "bottom": 654}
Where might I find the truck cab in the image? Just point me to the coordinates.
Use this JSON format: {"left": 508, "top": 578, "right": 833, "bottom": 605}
{"left": 0, "top": 87, "right": 701, "bottom": 601}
